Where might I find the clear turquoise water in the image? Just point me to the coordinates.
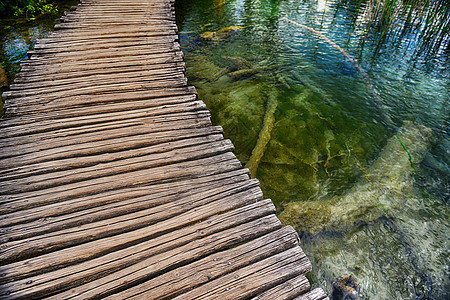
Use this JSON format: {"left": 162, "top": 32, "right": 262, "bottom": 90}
{"left": 175, "top": 0, "right": 449, "bottom": 298}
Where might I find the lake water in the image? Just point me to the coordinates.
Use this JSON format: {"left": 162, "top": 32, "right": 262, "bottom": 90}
{"left": 175, "top": 0, "right": 449, "bottom": 298}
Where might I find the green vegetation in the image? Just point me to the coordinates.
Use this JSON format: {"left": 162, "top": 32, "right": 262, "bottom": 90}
{"left": 0, "top": 0, "right": 59, "bottom": 18}
{"left": 396, "top": 135, "right": 416, "bottom": 172}
{"left": 348, "top": 0, "right": 449, "bottom": 58}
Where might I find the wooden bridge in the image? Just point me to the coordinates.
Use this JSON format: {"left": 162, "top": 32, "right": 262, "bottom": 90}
{"left": 0, "top": 0, "right": 327, "bottom": 298}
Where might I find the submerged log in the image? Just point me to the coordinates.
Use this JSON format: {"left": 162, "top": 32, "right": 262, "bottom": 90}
{"left": 246, "top": 89, "right": 278, "bottom": 177}
{"left": 200, "top": 26, "right": 244, "bottom": 42}
{"left": 228, "top": 65, "right": 277, "bottom": 79}
{"left": 280, "top": 120, "right": 433, "bottom": 234}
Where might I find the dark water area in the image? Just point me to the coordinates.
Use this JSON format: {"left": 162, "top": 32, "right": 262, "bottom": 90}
{"left": 175, "top": 0, "right": 449, "bottom": 298}
{"left": 0, "top": 0, "right": 80, "bottom": 115}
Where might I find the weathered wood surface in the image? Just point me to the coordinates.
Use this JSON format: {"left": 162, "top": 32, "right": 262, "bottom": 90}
{"left": 0, "top": 0, "right": 327, "bottom": 298}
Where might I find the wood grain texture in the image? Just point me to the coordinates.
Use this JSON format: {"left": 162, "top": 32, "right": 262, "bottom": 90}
{"left": 0, "top": 0, "right": 326, "bottom": 298}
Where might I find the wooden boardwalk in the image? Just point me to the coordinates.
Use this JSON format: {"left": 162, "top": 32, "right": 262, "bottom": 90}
{"left": 0, "top": 0, "right": 327, "bottom": 298}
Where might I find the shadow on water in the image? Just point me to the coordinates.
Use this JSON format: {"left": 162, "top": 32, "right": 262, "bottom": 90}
{"left": 175, "top": 0, "right": 449, "bottom": 298}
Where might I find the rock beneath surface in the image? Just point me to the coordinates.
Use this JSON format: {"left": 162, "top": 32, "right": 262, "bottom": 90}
{"left": 280, "top": 120, "right": 433, "bottom": 234}
{"left": 331, "top": 274, "right": 360, "bottom": 300}
{"left": 200, "top": 25, "right": 244, "bottom": 42}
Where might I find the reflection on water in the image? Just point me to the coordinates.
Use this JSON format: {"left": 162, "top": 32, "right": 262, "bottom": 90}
{"left": 175, "top": 0, "right": 449, "bottom": 298}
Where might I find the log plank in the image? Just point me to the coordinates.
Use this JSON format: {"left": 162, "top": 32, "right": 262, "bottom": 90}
{"left": 0, "top": 168, "right": 250, "bottom": 228}
{"left": 0, "top": 180, "right": 262, "bottom": 262}
{"left": 171, "top": 247, "right": 312, "bottom": 300}
{"left": 0, "top": 152, "right": 241, "bottom": 214}
{"left": 109, "top": 226, "right": 301, "bottom": 299}
{"left": 252, "top": 275, "right": 311, "bottom": 299}
{"left": 0, "top": 187, "right": 268, "bottom": 286}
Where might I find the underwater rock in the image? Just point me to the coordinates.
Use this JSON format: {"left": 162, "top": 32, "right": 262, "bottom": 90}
{"left": 200, "top": 26, "right": 244, "bottom": 42}
{"left": 331, "top": 274, "right": 360, "bottom": 300}
{"left": 200, "top": 31, "right": 215, "bottom": 39}
{"left": 185, "top": 54, "right": 228, "bottom": 82}
{"left": 303, "top": 208, "right": 449, "bottom": 299}
{"left": 214, "top": 25, "right": 244, "bottom": 34}
{"left": 194, "top": 79, "right": 266, "bottom": 164}
{"left": 279, "top": 120, "right": 433, "bottom": 234}
{"left": 228, "top": 65, "right": 277, "bottom": 80}
{"left": 226, "top": 56, "right": 252, "bottom": 71}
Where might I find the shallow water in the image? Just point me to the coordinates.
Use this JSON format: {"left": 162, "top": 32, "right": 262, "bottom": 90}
{"left": 175, "top": 0, "right": 449, "bottom": 298}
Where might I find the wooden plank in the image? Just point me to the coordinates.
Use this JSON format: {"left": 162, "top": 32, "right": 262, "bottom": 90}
{"left": 0, "top": 139, "right": 234, "bottom": 194}
{"left": 0, "top": 93, "right": 195, "bottom": 128}
{"left": 1, "top": 176, "right": 259, "bottom": 247}
{"left": 22, "top": 42, "right": 180, "bottom": 66}
{"left": 251, "top": 275, "right": 311, "bottom": 299}
{"left": 5, "top": 97, "right": 199, "bottom": 138}
{"left": 39, "top": 32, "right": 176, "bottom": 42}
{"left": 4, "top": 79, "right": 189, "bottom": 106}
{"left": 0, "top": 152, "right": 241, "bottom": 214}
{"left": 0, "top": 131, "right": 222, "bottom": 180}
{"left": 80, "top": 0, "right": 174, "bottom": 3}
{"left": 60, "top": 13, "right": 175, "bottom": 22}
{"left": 43, "top": 27, "right": 178, "bottom": 41}
{"left": 29, "top": 40, "right": 179, "bottom": 56}
{"left": 0, "top": 114, "right": 210, "bottom": 161}
{"left": 54, "top": 22, "right": 176, "bottom": 30}
{"left": 32, "top": 35, "right": 178, "bottom": 51}
{"left": 62, "top": 7, "right": 174, "bottom": 14}
{"left": 44, "top": 215, "right": 279, "bottom": 299}
{"left": 10, "top": 65, "right": 186, "bottom": 90}
{"left": 29, "top": 38, "right": 179, "bottom": 55}
{"left": 0, "top": 110, "right": 211, "bottom": 156}
{"left": 17, "top": 53, "right": 184, "bottom": 78}
{"left": 171, "top": 247, "right": 312, "bottom": 299}
{"left": 0, "top": 168, "right": 249, "bottom": 228}
{"left": 4, "top": 75, "right": 187, "bottom": 99}
{"left": 0, "top": 192, "right": 269, "bottom": 286}
{"left": 72, "top": 4, "right": 172, "bottom": 9}
{"left": 1, "top": 100, "right": 203, "bottom": 139}
{"left": 14, "top": 61, "right": 185, "bottom": 84}
{"left": 108, "top": 226, "right": 302, "bottom": 299}
{"left": 19, "top": 50, "right": 182, "bottom": 68}
{"left": 62, "top": 12, "right": 173, "bottom": 19}
{"left": 294, "top": 288, "right": 330, "bottom": 300}
{"left": 9, "top": 74, "right": 187, "bottom": 104}
{"left": 0, "top": 181, "right": 262, "bottom": 263}
{"left": 4, "top": 86, "right": 196, "bottom": 116}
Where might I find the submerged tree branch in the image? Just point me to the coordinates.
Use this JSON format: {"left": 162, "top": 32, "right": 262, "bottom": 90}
{"left": 245, "top": 89, "right": 278, "bottom": 177}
